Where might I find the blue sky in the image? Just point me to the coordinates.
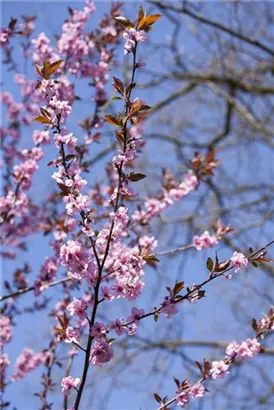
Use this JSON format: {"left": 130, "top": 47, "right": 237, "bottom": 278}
{"left": 1, "top": 1, "right": 274, "bottom": 409}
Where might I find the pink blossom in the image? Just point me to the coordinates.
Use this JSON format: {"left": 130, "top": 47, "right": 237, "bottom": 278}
{"left": 0, "top": 353, "right": 10, "bottom": 387}
{"left": 60, "top": 240, "right": 96, "bottom": 280}
{"left": 91, "top": 322, "right": 108, "bottom": 340}
{"left": 67, "top": 298, "right": 88, "bottom": 320}
{"left": 225, "top": 340, "right": 239, "bottom": 358}
{"left": 237, "top": 338, "right": 261, "bottom": 360}
{"left": 54, "top": 129, "right": 77, "bottom": 152}
{"left": 161, "top": 296, "right": 179, "bottom": 318}
{"left": 176, "top": 391, "right": 190, "bottom": 407}
{"left": 230, "top": 251, "right": 248, "bottom": 272}
{"left": 65, "top": 327, "right": 81, "bottom": 344}
{"left": 127, "top": 307, "right": 145, "bottom": 326}
{"left": 123, "top": 28, "right": 147, "bottom": 55}
{"left": 138, "top": 235, "right": 158, "bottom": 253}
{"left": 65, "top": 194, "right": 90, "bottom": 216}
{"left": 0, "top": 316, "right": 12, "bottom": 347}
{"left": 90, "top": 339, "right": 113, "bottom": 366}
{"left": 109, "top": 318, "right": 125, "bottom": 336}
{"left": 190, "top": 382, "right": 205, "bottom": 399}
{"left": 11, "top": 348, "right": 46, "bottom": 381}
{"left": 210, "top": 360, "right": 230, "bottom": 379}
{"left": 101, "top": 286, "right": 114, "bottom": 301}
{"left": 193, "top": 231, "right": 219, "bottom": 251}
{"left": 110, "top": 206, "right": 129, "bottom": 230}
{"left": 13, "top": 159, "right": 39, "bottom": 190}
{"left": 61, "top": 376, "right": 80, "bottom": 396}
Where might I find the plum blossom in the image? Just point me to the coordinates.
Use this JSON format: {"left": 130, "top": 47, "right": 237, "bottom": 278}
{"left": 0, "top": 353, "right": 10, "bottom": 388}
{"left": 65, "top": 327, "right": 81, "bottom": 344}
{"left": 109, "top": 318, "right": 125, "bottom": 336}
{"left": 210, "top": 360, "right": 229, "bottom": 379}
{"left": 61, "top": 376, "right": 80, "bottom": 396}
{"left": 101, "top": 286, "right": 114, "bottom": 301}
{"left": 237, "top": 338, "right": 261, "bottom": 360}
{"left": 91, "top": 322, "right": 108, "bottom": 340}
{"left": 54, "top": 129, "right": 77, "bottom": 152}
{"left": 11, "top": 348, "right": 46, "bottom": 381}
{"left": 60, "top": 240, "right": 97, "bottom": 281}
{"left": 192, "top": 231, "right": 219, "bottom": 251}
{"left": 0, "top": 316, "right": 12, "bottom": 347}
{"left": 225, "top": 340, "right": 239, "bottom": 358}
{"left": 90, "top": 339, "right": 113, "bottom": 366}
{"left": 67, "top": 298, "right": 88, "bottom": 320}
{"left": 123, "top": 28, "right": 147, "bottom": 54}
{"left": 190, "top": 382, "right": 205, "bottom": 399}
{"left": 65, "top": 194, "right": 90, "bottom": 216}
{"left": 230, "top": 251, "right": 248, "bottom": 272}
{"left": 127, "top": 307, "right": 145, "bottom": 326}
{"left": 110, "top": 206, "right": 129, "bottom": 230}
{"left": 176, "top": 391, "right": 190, "bottom": 407}
{"left": 161, "top": 296, "right": 179, "bottom": 318}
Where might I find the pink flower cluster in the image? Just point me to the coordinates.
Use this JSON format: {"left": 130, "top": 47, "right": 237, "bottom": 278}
{"left": 230, "top": 251, "right": 248, "bottom": 272}
{"left": 133, "top": 171, "right": 198, "bottom": 223}
{"left": 60, "top": 240, "right": 97, "bottom": 284}
{"left": 57, "top": 1, "right": 95, "bottom": 71}
{"left": 192, "top": 231, "right": 219, "bottom": 251}
{"left": 176, "top": 382, "right": 205, "bottom": 407}
{"left": 90, "top": 338, "right": 113, "bottom": 366}
{"left": 123, "top": 28, "right": 147, "bottom": 54}
{"left": 226, "top": 338, "right": 261, "bottom": 360}
{"left": 67, "top": 298, "right": 88, "bottom": 321}
{"left": 34, "top": 256, "right": 60, "bottom": 296}
{"left": 61, "top": 375, "right": 80, "bottom": 395}
{"left": 11, "top": 348, "right": 47, "bottom": 381}
{"left": 32, "top": 32, "right": 59, "bottom": 63}
{"left": 210, "top": 360, "right": 230, "bottom": 379}
{"left": 0, "top": 316, "right": 12, "bottom": 347}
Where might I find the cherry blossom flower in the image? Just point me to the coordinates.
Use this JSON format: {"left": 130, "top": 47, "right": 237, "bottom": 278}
{"left": 210, "top": 360, "right": 230, "bottom": 379}
{"left": 230, "top": 251, "right": 248, "bottom": 272}
{"left": 91, "top": 322, "right": 108, "bottom": 340}
{"left": 64, "top": 327, "right": 81, "bottom": 344}
{"left": 109, "top": 318, "right": 125, "bottom": 336}
{"left": 67, "top": 298, "right": 88, "bottom": 321}
{"left": 90, "top": 339, "right": 113, "bottom": 366}
{"left": 127, "top": 307, "right": 145, "bottom": 326}
{"left": 161, "top": 296, "right": 179, "bottom": 318}
{"left": 176, "top": 391, "right": 190, "bottom": 407}
{"left": 0, "top": 316, "right": 12, "bottom": 347}
{"left": 11, "top": 348, "right": 46, "bottom": 381}
{"left": 61, "top": 376, "right": 80, "bottom": 396}
{"left": 190, "top": 382, "right": 205, "bottom": 399}
{"left": 237, "top": 338, "right": 261, "bottom": 360}
{"left": 123, "top": 28, "right": 147, "bottom": 54}
{"left": 192, "top": 231, "right": 219, "bottom": 251}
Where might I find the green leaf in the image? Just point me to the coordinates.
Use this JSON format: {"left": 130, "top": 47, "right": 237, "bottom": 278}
{"left": 206, "top": 257, "right": 214, "bottom": 272}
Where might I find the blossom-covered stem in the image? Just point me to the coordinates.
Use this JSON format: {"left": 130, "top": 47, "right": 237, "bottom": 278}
{"left": 63, "top": 348, "right": 77, "bottom": 410}
{"left": 156, "top": 319, "right": 273, "bottom": 410}
{"left": 74, "top": 42, "right": 138, "bottom": 410}
{"left": 124, "top": 239, "right": 274, "bottom": 327}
